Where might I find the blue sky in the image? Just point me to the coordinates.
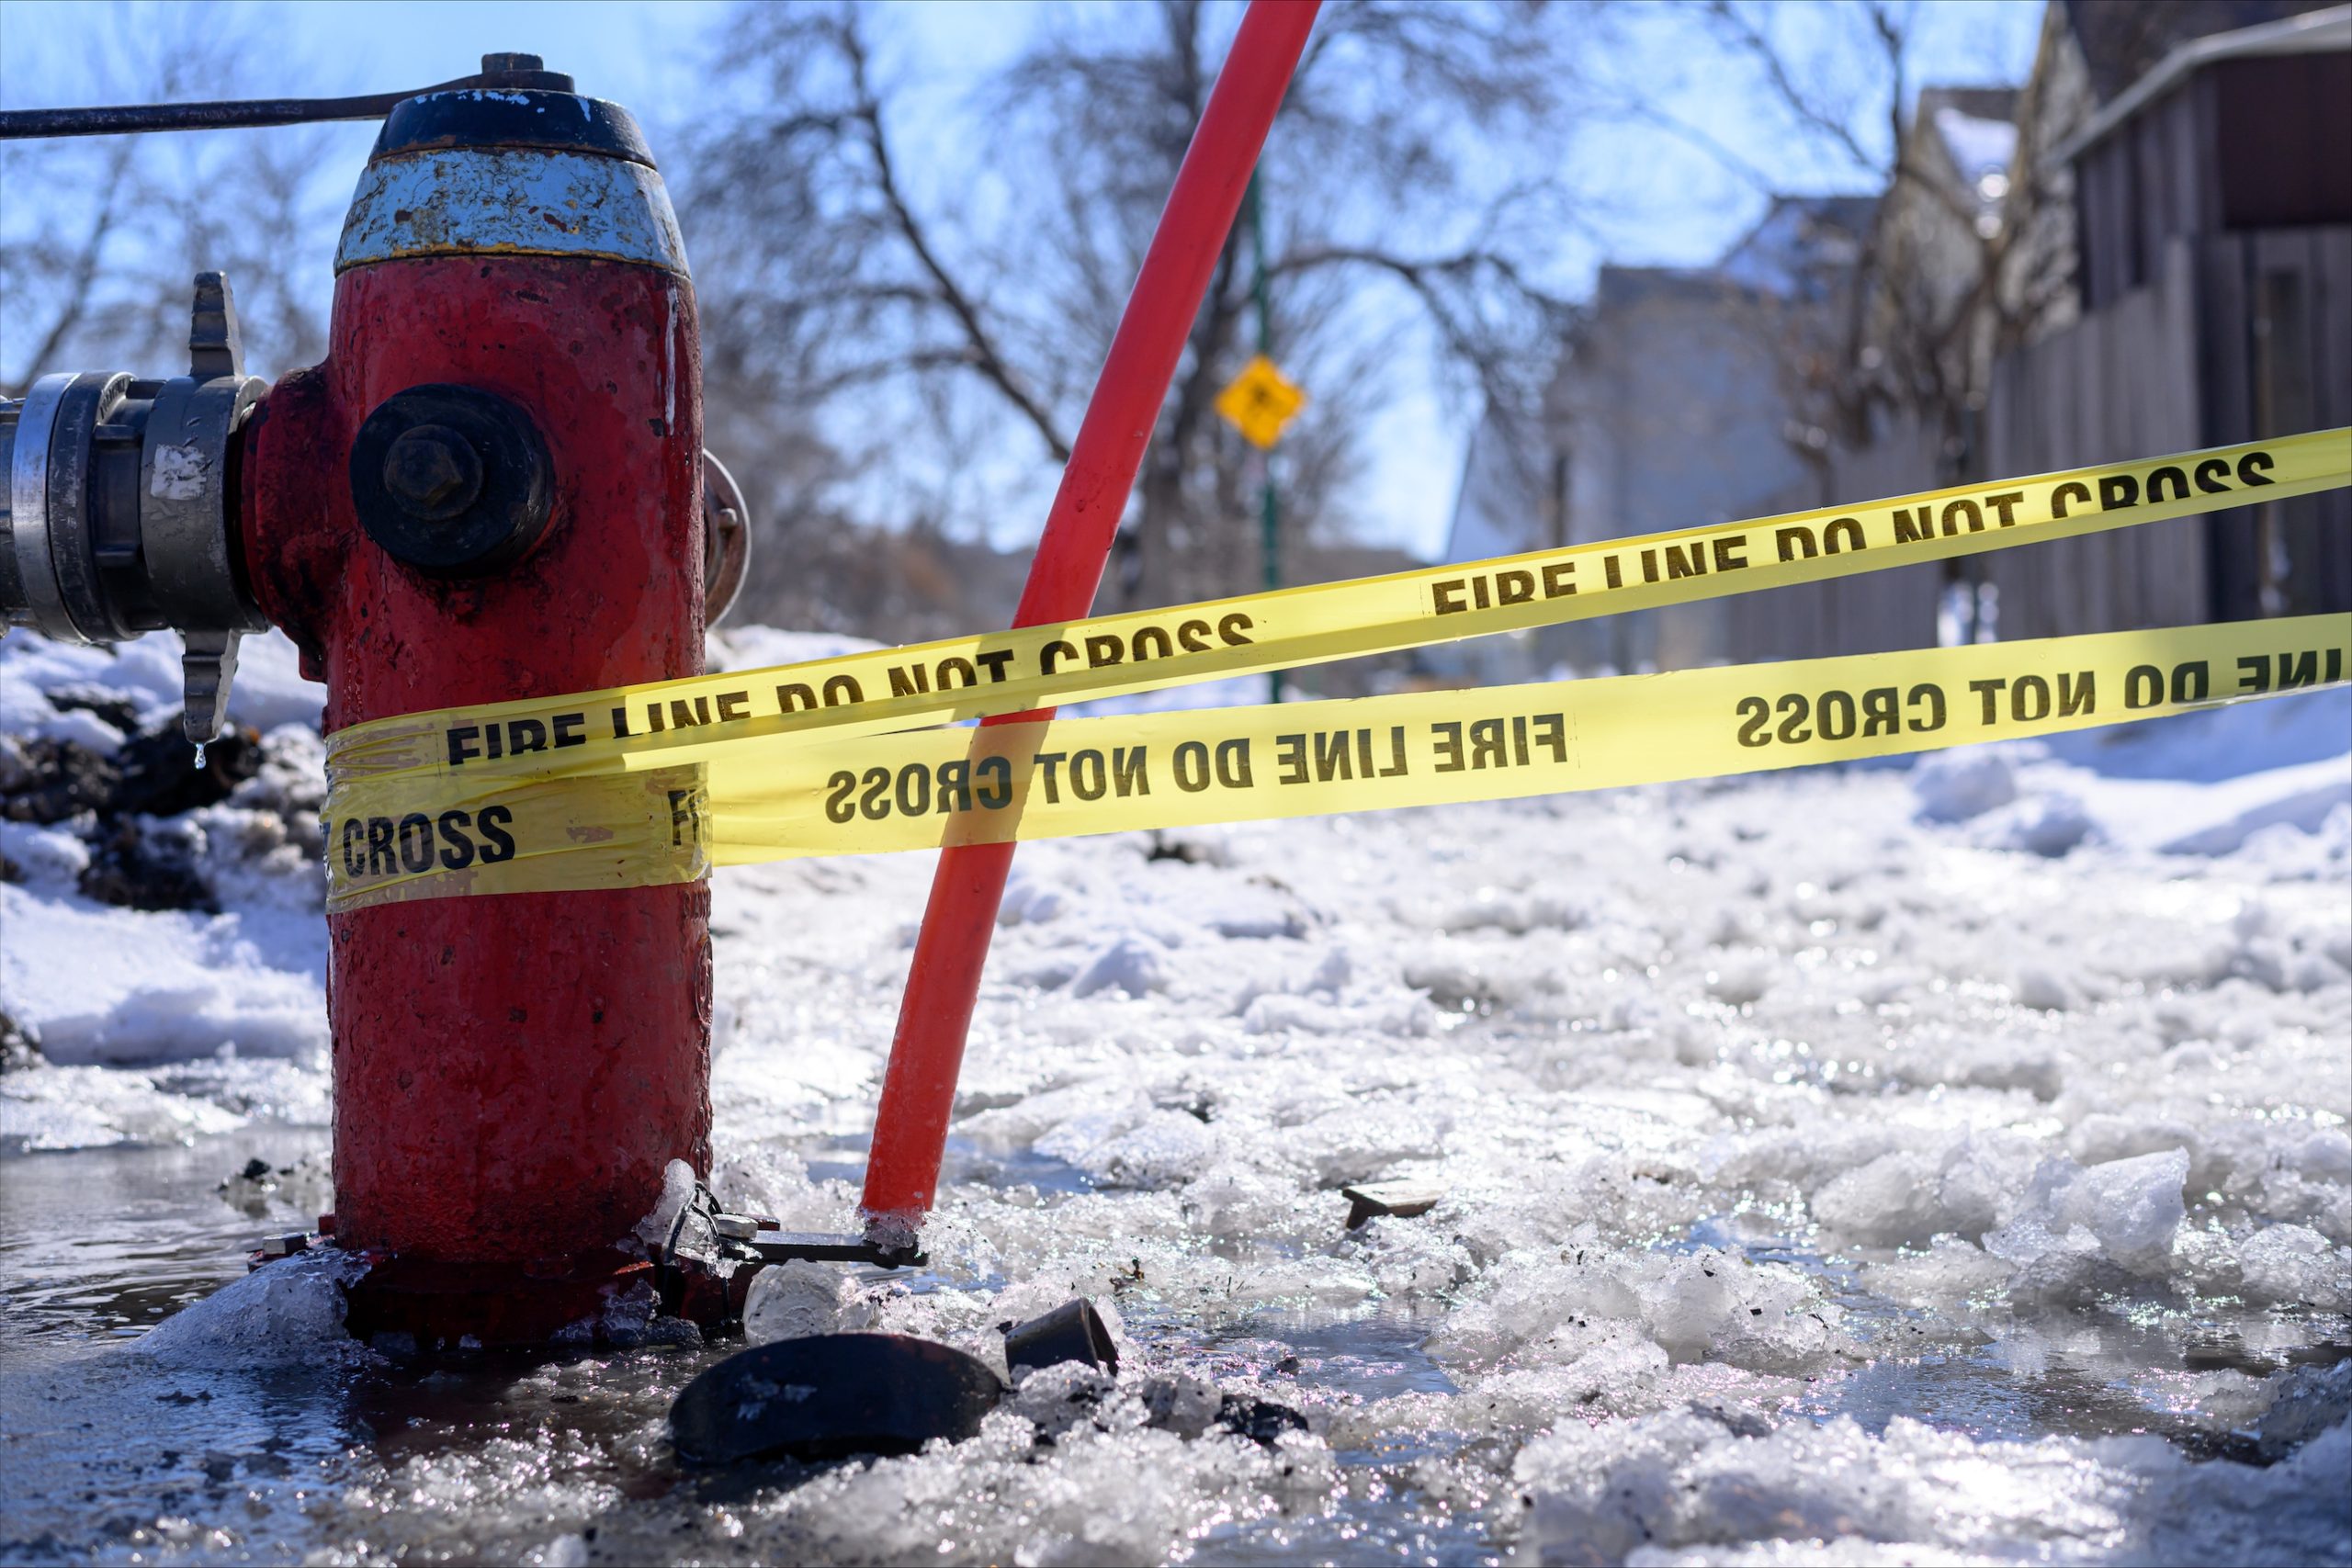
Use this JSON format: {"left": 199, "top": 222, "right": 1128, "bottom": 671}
{"left": 3, "top": 0, "right": 2042, "bottom": 559}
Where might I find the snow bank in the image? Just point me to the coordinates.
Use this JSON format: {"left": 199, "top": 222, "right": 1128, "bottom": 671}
{"left": 5, "top": 623, "right": 2348, "bottom": 1562}
{"left": 1, "top": 625, "right": 323, "bottom": 734}
{"left": 1910, "top": 684, "right": 2352, "bottom": 858}
{"left": 706, "top": 626, "right": 881, "bottom": 671}
{"left": 0, "top": 885, "right": 326, "bottom": 1067}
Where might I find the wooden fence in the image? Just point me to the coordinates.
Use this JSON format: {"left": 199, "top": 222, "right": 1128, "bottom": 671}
{"left": 2190, "top": 225, "right": 2352, "bottom": 623}
{"left": 1982, "top": 227, "right": 2352, "bottom": 638}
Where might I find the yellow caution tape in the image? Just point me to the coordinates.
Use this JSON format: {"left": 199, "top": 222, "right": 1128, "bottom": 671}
{"left": 324, "top": 615, "right": 2351, "bottom": 910}
{"left": 325, "top": 430, "right": 2352, "bottom": 795}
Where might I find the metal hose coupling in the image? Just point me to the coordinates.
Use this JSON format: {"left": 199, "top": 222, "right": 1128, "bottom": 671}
{"left": 2, "top": 273, "right": 268, "bottom": 744}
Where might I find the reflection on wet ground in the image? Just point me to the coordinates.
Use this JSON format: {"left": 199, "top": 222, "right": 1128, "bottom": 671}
{"left": 1, "top": 1134, "right": 327, "bottom": 1340}
{"left": 1685, "top": 1208, "right": 2352, "bottom": 1454}
{"left": 804, "top": 1129, "right": 1099, "bottom": 1197}
{"left": 3, "top": 1132, "right": 2347, "bottom": 1566}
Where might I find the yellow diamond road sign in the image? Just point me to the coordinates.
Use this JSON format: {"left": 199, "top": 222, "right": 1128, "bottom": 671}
{"left": 1215, "top": 354, "right": 1307, "bottom": 449}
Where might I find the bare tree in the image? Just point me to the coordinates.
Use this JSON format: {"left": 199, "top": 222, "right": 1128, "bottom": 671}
{"left": 683, "top": 0, "right": 1589, "bottom": 615}
{"left": 1638, "top": 0, "right": 2070, "bottom": 491}
{"left": 2, "top": 5, "right": 338, "bottom": 395}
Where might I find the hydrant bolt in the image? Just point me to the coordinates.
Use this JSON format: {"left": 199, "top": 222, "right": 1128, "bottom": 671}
{"left": 381, "top": 424, "right": 481, "bottom": 521}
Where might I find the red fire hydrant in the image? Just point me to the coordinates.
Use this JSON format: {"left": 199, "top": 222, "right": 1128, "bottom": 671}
{"left": 239, "top": 71, "right": 712, "bottom": 1336}
{"left": 2, "top": 57, "right": 718, "bottom": 1341}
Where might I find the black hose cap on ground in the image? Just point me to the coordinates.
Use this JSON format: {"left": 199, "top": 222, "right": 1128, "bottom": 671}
{"left": 670, "top": 1333, "right": 1005, "bottom": 1465}
{"left": 1002, "top": 1298, "right": 1119, "bottom": 1376}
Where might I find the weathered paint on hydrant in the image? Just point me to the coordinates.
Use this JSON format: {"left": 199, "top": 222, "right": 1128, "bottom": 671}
{"left": 235, "top": 82, "right": 711, "bottom": 1336}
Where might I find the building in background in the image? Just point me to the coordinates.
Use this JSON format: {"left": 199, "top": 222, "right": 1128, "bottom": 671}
{"left": 1980, "top": 1, "right": 2351, "bottom": 637}
{"left": 1440, "top": 198, "right": 1875, "bottom": 681}
{"left": 1443, "top": 0, "right": 2351, "bottom": 675}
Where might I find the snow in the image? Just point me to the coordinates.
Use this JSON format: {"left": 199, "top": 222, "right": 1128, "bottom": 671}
{"left": 3, "top": 623, "right": 2349, "bottom": 1563}
{"left": 707, "top": 625, "right": 883, "bottom": 672}
{"left": 744, "top": 1258, "right": 868, "bottom": 1341}
{"left": 0, "top": 624, "right": 325, "bottom": 734}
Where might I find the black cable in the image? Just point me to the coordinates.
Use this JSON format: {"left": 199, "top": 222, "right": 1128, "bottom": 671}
{"left": 0, "top": 68, "right": 572, "bottom": 140}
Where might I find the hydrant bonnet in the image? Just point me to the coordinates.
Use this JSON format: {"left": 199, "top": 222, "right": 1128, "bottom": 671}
{"left": 335, "top": 88, "right": 687, "bottom": 276}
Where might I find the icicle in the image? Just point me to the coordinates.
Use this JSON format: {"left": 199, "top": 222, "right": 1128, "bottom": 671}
{"left": 193, "top": 742, "right": 208, "bottom": 771}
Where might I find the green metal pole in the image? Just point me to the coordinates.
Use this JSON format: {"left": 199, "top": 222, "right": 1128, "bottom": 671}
{"left": 1248, "top": 175, "right": 1282, "bottom": 703}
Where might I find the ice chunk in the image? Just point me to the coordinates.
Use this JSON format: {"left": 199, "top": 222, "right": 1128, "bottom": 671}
{"left": 2066, "top": 1112, "right": 2200, "bottom": 1168}
{"left": 1136, "top": 1372, "right": 1222, "bottom": 1438}
{"left": 1953, "top": 1036, "right": 2064, "bottom": 1098}
{"left": 1984, "top": 1149, "right": 2188, "bottom": 1299}
{"left": 2063, "top": 1148, "right": 2191, "bottom": 1272}
{"left": 1347, "top": 1216, "right": 1474, "bottom": 1297}
{"left": 742, "top": 1259, "right": 859, "bottom": 1342}
{"left": 2237, "top": 1224, "right": 2352, "bottom": 1310}
{"left": 1863, "top": 1236, "right": 2012, "bottom": 1310}
{"left": 1936, "top": 1130, "right": 2044, "bottom": 1237}
{"left": 2013, "top": 965, "right": 2074, "bottom": 1011}
{"left": 1008, "top": 1359, "right": 1120, "bottom": 1441}
{"left": 1811, "top": 1151, "right": 1944, "bottom": 1247}
{"left": 1069, "top": 935, "right": 1166, "bottom": 998}
{"left": 1306, "top": 944, "right": 1351, "bottom": 995}
{"left": 2254, "top": 1359, "right": 2352, "bottom": 1460}
{"left": 134, "top": 1247, "right": 366, "bottom": 1365}
{"left": 1990, "top": 791, "right": 2098, "bottom": 856}
{"left": 529, "top": 1536, "right": 591, "bottom": 1568}
{"left": 1428, "top": 1243, "right": 1852, "bottom": 1377}
{"left": 1911, "top": 749, "right": 2016, "bottom": 822}
{"left": 1082, "top": 1111, "right": 1218, "bottom": 1189}
{"left": 631, "top": 1157, "right": 699, "bottom": 1250}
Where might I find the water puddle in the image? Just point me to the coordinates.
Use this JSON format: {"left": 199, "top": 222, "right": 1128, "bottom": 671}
{"left": 1680, "top": 1211, "right": 2352, "bottom": 1457}
{"left": 3, "top": 1136, "right": 2345, "bottom": 1564}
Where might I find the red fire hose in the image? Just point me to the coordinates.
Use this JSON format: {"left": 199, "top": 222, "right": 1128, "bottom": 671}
{"left": 860, "top": 0, "right": 1320, "bottom": 1235}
